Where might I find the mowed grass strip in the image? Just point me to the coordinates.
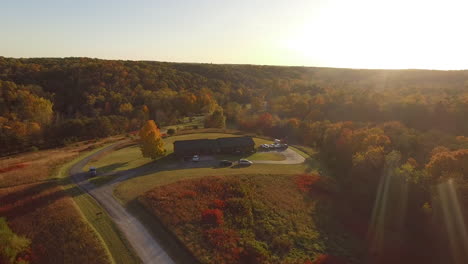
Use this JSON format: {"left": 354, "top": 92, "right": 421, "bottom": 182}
{"left": 114, "top": 163, "right": 311, "bottom": 205}
{"left": 57, "top": 144, "right": 141, "bottom": 264}
{"left": 247, "top": 151, "right": 285, "bottom": 161}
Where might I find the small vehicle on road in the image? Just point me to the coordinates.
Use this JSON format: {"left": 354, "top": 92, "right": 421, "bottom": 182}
{"left": 192, "top": 155, "right": 200, "bottom": 162}
{"left": 219, "top": 160, "right": 233, "bottom": 167}
{"left": 89, "top": 167, "right": 97, "bottom": 177}
{"left": 238, "top": 159, "right": 253, "bottom": 166}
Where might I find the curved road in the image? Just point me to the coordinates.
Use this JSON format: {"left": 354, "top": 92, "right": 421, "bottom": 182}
{"left": 70, "top": 143, "right": 175, "bottom": 264}
{"left": 69, "top": 142, "right": 305, "bottom": 264}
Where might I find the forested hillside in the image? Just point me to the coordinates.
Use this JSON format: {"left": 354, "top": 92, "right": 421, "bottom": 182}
{"left": 2, "top": 57, "right": 468, "bottom": 263}
{"left": 1, "top": 56, "right": 468, "bottom": 156}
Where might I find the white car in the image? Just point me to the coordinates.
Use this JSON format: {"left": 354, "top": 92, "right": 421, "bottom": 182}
{"left": 238, "top": 159, "right": 253, "bottom": 165}
{"left": 192, "top": 155, "right": 200, "bottom": 162}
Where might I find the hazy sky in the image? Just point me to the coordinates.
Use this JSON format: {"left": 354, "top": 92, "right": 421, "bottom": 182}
{"left": 2, "top": 0, "right": 468, "bottom": 69}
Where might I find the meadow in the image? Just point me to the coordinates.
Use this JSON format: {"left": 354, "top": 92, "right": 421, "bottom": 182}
{"left": 0, "top": 138, "right": 139, "bottom": 264}
{"left": 138, "top": 174, "right": 363, "bottom": 263}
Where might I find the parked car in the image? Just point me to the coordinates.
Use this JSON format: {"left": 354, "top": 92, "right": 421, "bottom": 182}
{"left": 89, "top": 167, "right": 97, "bottom": 177}
{"left": 192, "top": 155, "right": 200, "bottom": 162}
{"left": 268, "top": 143, "right": 288, "bottom": 150}
{"left": 259, "top": 144, "right": 270, "bottom": 150}
{"left": 238, "top": 159, "right": 253, "bottom": 166}
{"left": 219, "top": 160, "right": 233, "bottom": 166}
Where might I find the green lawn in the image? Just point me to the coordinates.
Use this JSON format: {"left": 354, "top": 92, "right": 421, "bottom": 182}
{"left": 244, "top": 151, "right": 285, "bottom": 161}
{"left": 85, "top": 133, "right": 282, "bottom": 185}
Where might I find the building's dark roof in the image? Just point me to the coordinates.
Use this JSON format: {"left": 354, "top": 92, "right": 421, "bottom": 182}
{"left": 173, "top": 136, "right": 254, "bottom": 154}
{"left": 173, "top": 138, "right": 219, "bottom": 152}
{"left": 217, "top": 136, "right": 255, "bottom": 148}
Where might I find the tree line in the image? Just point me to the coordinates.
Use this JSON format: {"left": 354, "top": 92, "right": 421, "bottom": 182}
{"left": 2, "top": 56, "right": 468, "bottom": 262}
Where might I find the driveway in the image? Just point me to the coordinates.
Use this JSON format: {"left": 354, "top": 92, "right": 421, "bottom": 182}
{"left": 70, "top": 143, "right": 174, "bottom": 264}
{"left": 69, "top": 142, "right": 305, "bottom": 264}
{"left": 253, "top": 148, "right": 305, "bottom": 164}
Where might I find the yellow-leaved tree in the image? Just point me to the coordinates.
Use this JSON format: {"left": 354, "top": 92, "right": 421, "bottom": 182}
{"left": 139, "top": 120, "right": 166, "bottom": 159}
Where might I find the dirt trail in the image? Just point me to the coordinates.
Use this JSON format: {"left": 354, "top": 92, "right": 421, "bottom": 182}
{"left": 70, "top": 143, "right": 175, "bottom": 264}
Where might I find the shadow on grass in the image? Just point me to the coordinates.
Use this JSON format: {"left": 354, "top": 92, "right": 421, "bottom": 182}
{"left": 305, "top": 157, "right": 320, "bottom": 173}
{"left": 126, "top": 199, "right": 200, "bottom": 264}
{"left": 310, "top": 195, "right": 366, "bottom": 263}
{"left": 0, "top": 179, "right": 93, "bottom": 220}
{"left": 97, "top": 162, "right": 130, "bottom": 174}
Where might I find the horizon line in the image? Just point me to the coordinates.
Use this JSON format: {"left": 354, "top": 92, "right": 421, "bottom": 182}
{"left": 2, "top": 55, "right": 467, "bottom": 72}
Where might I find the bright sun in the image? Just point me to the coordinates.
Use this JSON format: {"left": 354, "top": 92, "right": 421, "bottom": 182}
{"left": 285, "top": 0, "right": 468, "bottom": 70}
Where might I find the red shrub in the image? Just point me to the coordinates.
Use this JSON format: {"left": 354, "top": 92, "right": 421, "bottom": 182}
{"left": 0, "top": 163, "right": 29, "bottom": 174}
{"left": 204, "top": 228, "right": 241, "bottom": 262}
{"left": 178, "top": 190, "right": 197, "bottom": 199}
{"left": 295, "top": 174, "right": 320, "bottom": 192}
{"left": 295, "top": 174, "right": 336, "bottom": 197}
{"left": 204, "top": 228, "right": 239, "bottom": 249}
{"left": 201, "top": 208, "right": 224, "bottom": 226}
{"left": 312, "top": 254, "right": 347, "bottom": 264}
{"left": 212, "top": 199, "right": 226, "bottom": 209}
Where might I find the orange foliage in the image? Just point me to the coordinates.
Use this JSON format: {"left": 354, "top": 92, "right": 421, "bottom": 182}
{"left": 295, "top": 174, "right": 321, "bottom": 192}
{"left": 426, "top": 149, "right": 468, "bottom": 180}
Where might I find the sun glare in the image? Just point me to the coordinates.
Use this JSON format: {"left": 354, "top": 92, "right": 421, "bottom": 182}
{"left": 286, "top": 0, "right": 468, "bottom": 69}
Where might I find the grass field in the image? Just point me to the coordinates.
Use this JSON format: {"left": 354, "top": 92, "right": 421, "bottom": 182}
{"left": 85, "top": 133, "right": 289, "bottom": 186}
{"left": 0, "top": 138, "right": 127, "bottom": 264}
{"left": 243, "top": 151, "right": 285, "bottom": 161}
{"left": 138, "top": 174, "right": 363, "bottom": 263}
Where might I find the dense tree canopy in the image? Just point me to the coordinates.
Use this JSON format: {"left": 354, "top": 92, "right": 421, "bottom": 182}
{"left": 1, "top": 56, "right": 468, "bottom": 263}
{"left": 1, "top": 56, "right": 468, "bottom": 155}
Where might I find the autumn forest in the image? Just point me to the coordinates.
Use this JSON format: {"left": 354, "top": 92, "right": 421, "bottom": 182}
{"left": 2, "top": 56, "right": 468, "bottom": 263}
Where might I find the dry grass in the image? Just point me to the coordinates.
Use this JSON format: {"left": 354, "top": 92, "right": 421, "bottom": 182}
{"left": 138, "top": 174, "right": 362, "bottom": 263}
{"left": 0, "top": 137, "right": 123, "bottom": 188}
{"left": 0, "top": 182, "right": 110, "bottom": 264}
{"left": 0, "top": 136, "right": 126, "bottom": 264}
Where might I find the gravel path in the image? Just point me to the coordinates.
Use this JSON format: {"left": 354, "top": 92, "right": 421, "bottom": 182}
{"left": 253, "top": 148, "right": 305, "bottom": 164}
{"left": 70, "top": 143, "right": 175, "bottom": 264}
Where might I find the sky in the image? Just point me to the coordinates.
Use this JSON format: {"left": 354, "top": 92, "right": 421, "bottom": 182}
{"left": 2, "top": 0, "right": 468, "bottom": 70}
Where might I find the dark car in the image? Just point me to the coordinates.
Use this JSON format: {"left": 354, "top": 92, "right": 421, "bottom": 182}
{"left": 219, "top": 160, "right": 233, "bottom": 167}
{"left": 89, "top": 167, "right": 97, "bottom": 177}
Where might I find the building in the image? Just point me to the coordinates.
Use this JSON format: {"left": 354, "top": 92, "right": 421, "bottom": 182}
{"left": 173, "top": 136, "right": 255, "bottom": 157}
